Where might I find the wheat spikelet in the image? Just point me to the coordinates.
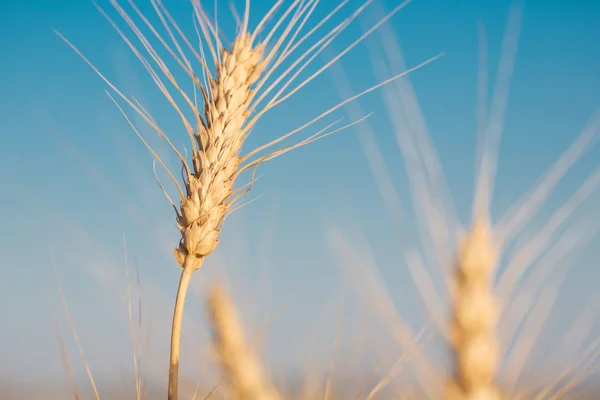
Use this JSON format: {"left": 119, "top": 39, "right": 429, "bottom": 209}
{"left": 207, "top": 284, "right": 280, "bottom": 400}
{"left": 447, "top": 218, "right": 501, "bottom": 400}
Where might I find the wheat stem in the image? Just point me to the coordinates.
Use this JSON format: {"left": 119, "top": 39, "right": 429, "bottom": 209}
{"left": 53, "top": 262, "right": 101, "bottom": 400}
{"left": 168, "top": 255, "right": 204, "bottom": 400}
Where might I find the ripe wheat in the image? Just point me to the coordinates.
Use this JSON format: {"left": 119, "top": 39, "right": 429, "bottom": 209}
{"left": 447, "top": 219, "right": 501, "bottom": 400}
{"left": 207, "top": 285, "right": 280, "bottom": 400}
{"left": 56, "top": 0, "right": 439, "bottom": 398}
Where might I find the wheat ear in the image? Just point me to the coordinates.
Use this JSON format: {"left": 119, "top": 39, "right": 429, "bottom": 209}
{"left": 207, "top": 284, "right": 280, "bottom": 400}
{"left": 447, "top": 218, "right": 501, "bottom": 400}
{"left": 166, "top": 31, "right": 266, "bottom": 400}
{"left": 56, "top": 0, "right": 440, "bottom": 397}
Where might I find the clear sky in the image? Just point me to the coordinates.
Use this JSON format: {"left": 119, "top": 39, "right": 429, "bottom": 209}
{"left": 1, "top": 0, "right": 599, "bottom": 395}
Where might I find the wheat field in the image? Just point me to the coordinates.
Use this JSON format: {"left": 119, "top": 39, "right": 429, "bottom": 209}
{"left": 2, "top": 0, "right": 599, "bottom": 399}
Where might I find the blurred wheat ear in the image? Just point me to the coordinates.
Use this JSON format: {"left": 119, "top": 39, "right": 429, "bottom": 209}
{"left": 55, "top": 0, "right": 440, "bottom": 398}
{"left": 447, "top": 218, "right": 502, "bottom": 400}
{"left": 207, "top": 284, "right": 280, "bottom": 400}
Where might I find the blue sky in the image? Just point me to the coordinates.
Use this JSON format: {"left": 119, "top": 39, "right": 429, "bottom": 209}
{"left": 1, "top": 0, "right": 599, "bottom": 395}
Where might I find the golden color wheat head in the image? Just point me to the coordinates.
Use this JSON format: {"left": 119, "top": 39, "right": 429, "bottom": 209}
{"left": 174, "top": 32, "right": 266, "bottom": 271}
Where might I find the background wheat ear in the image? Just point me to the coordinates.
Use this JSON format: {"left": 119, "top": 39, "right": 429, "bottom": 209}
{"left": 207, "top": 284, "right": 280, "bottom": 400}
{"left": 447, "top": 218, "right": 501, "bottom": 400}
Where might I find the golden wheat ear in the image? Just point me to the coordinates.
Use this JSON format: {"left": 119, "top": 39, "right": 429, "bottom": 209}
{"left": 207, "top": 284, "right": 280, "bottom": 400}
{"left": 56, "top": 1, "right": 440, "bottom": 398}
{"left": 448, "top": 218, "right": 502, "bottom": 400}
